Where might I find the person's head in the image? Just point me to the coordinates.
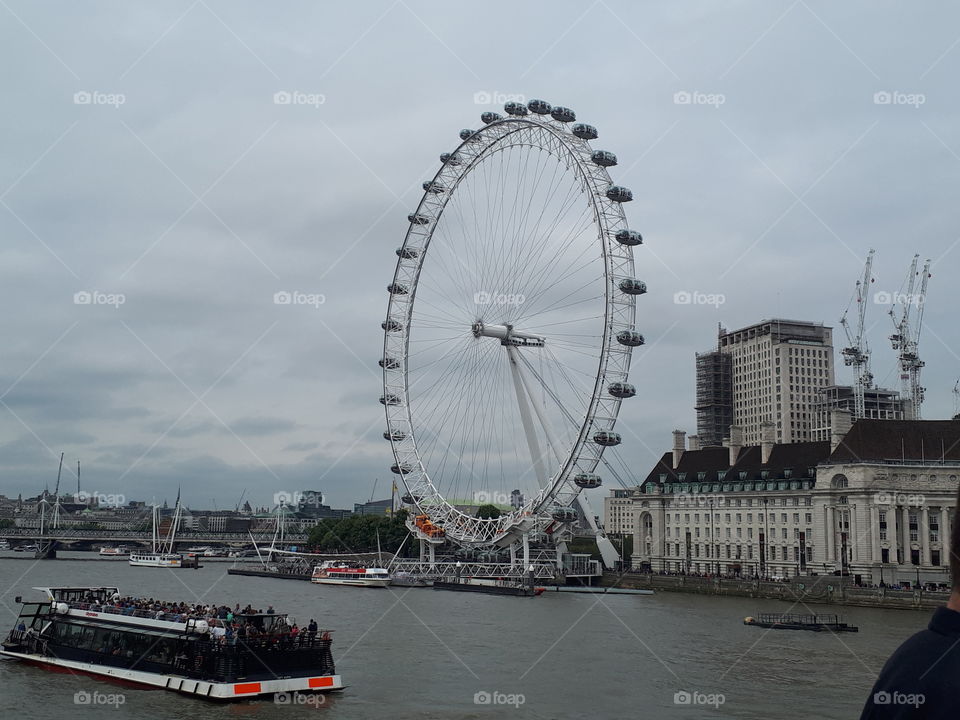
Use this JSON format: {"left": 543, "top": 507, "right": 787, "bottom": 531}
{"left": 951, "top": 484, "right": 960, "bottom": 591}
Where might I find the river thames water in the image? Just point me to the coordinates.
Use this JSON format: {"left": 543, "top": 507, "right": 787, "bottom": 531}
{"left": 0, "top": 553, "right": 933, "bottom": 719}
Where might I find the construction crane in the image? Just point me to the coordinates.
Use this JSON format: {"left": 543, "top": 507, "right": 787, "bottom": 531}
{"left": 889, "top": 254, "right": 931, "bottom": 420}
{"left": 839, "top": 249, "right": 876, "bottom": 420}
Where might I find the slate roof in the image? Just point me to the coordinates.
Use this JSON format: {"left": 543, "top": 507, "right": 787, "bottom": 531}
{"left": 828, "top": 419, "right": 960, "bottom": 464}
{"left": 642, "top": 441, "right": 830, "bottom": 488}
{"left": 641, "top": 419, "right": 960, "bottom": 490}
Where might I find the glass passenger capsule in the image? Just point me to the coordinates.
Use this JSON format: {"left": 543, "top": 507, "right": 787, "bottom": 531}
{"left": 422, "top": 180, "right": 444, "bottom": 194}
{"left": 391, "top": 463, "right": 412, "bottom": 475}
{"left": 619, "top": 278, "right": 647, "bottom": 295}
{"left": 572, "top": 123, "right": 598, "bottom": 140}
{"left": 593, "top": 430, "right": 622, "bottom": 446}
{"left": 382, "top": 319, "right": 404, "bottom": 332}
{"left": 480, "top": 111, "right": 502, "bottom": 124}
{"left": 379, "top": 357, "right": 400, "bottom": 369}
{"left": 550, "top": 106, "right": 576, "bottom": 122}
{"left": 504, "top": 101, "right": 528, "bottom": 116}
{"left": 527, "top": 99, "right": 552, "bottom": 115}
{"left": 616, "top": 330, "right": 645, "bottom": 347}
{"left": 614, "top": 229, "right": 642, "bottom": 246}
{"left": 591, "top": 150, "right": 617, "bottom": 167}
{"left": 606, "top": 186, "right": 633, "bottom": 203}
{"left": 608, "top": 382, "right": 636, "bottom": 399}
{"left": 439, "top": 152, "right": 461, "bottom": 165}
{"left": 383, "top": 429, "right": 406, "bottom": 441}
{"left": 551, "top": 505, "right": 578, "bottom": 522}
{"left": 574, "top": 473, "right": 602, "bottom": 489}
{"left": 387, "top": 283, "right": 409, "bottom": 295}
{"left": 459, "top": 129, "right": 475, "bottom": 140}
{"left": 396, "top": 246, "right": 420, "bottom": 259}
{"left": 380, "top": 394, "right": 401, "bottom": 406}
{"left": 408, "top": 213, "right": 429, "bottom": 225}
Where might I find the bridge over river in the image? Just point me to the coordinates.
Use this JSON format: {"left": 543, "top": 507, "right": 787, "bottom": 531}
{"left": 0, "top": 527, "right": 309, "bottom": 544}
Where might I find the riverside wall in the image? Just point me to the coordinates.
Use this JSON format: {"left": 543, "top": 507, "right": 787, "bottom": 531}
{"left": 601, "top": 572, "right": 948, "bottom": 611}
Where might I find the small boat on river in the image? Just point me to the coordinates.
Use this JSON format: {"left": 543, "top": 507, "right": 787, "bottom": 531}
{"left": 743, "top": 613, "right": 858, "bottom": 632}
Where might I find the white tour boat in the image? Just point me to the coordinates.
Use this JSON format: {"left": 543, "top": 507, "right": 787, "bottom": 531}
{"left": 98, "top": 546, "right": 129, "bottom": 557}
{"left": 311, "top": 561, "right": 391, "bottom": 588}
{"left": 1, "top": 586, "right": 342, "bottom": 700}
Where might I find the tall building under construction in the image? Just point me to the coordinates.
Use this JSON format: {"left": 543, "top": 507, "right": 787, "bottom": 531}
{"left": 695, "top": 319, "right": 835, "bottom": 446}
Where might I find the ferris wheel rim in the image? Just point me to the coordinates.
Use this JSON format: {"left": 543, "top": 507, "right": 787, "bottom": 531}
{"left": 381, "top": 105, "right": 639, "bottom": 547}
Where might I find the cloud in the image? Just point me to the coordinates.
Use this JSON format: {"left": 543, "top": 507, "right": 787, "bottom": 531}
{"left": 1, "top": 2, "right": 957, "bottom": 512}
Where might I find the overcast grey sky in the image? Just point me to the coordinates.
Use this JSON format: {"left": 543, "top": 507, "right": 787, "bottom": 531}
{"left": 1, "top": 1, "right": 958, "bottom": 510}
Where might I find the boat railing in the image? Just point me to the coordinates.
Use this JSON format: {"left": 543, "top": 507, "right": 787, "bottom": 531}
{"left": 65, "top": 601, "right": 192, "bottom": 623}
{"left": 754, "top": 613, "right": 842, "bottom": 625}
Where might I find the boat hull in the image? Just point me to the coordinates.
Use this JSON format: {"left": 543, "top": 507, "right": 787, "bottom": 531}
{"left": 433, "top": 581, "right": 541, "bottom": 596}
{"left": 0, "top": 649, "right": 343, "bottom": 700}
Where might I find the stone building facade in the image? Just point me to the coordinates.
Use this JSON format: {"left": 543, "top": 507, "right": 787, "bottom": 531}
{"left": 624, "top": 416, "right": 960, "bottom": 586}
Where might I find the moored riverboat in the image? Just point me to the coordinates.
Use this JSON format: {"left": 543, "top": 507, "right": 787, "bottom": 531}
{"left": 311, "top": 561, "right": 391, "bottom": 587}
{"left": 0, "top": 586, "right": 343, "bottom": 700}
{"left": 743, "top": 613, "right": 858, "bottom": 632}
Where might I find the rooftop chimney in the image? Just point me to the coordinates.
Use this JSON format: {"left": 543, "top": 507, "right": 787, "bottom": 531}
{"left": 728, "top": 425, "right": 743, "bottom": 467}
{"left": 688, "top": 434, "right": 700, "bottom": 452}
{"left": 830, "top": 409, "right": 853, "bottom": 452}
{"left": 761, "top": 420, "right": 775, "bottom": 465}
{"left": 672, "top": 430, "right": 686, "bottom": 468}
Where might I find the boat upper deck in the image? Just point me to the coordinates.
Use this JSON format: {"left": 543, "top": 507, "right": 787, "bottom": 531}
{"left": 32, "top": 587, "right": 298, "bottom": 634}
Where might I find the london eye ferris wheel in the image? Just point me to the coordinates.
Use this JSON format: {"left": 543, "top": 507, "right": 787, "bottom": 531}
{"left": 380, "top": 98, "right": 645, "bottom": 567}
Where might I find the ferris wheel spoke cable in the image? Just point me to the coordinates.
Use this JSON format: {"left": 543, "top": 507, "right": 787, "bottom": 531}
{"left": 518, "top": 217, "right": 601, "bottom": 316}
{"left": 520, "top": 289, "right": 605, "bottom": 329}
{"left": 501, "top": 148, "right": 562, "bottom": 298}
{"left": 419, "top": 342, "right": 490, "bottom": 497}
{"left": 505, "top": 162, "right": 586, "bottom": 302}
{"left": 447, "top": 344, "right": 506, "bottom": 501}
{"left": 508, "top": 156, "right": 592, "bottom": 286}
